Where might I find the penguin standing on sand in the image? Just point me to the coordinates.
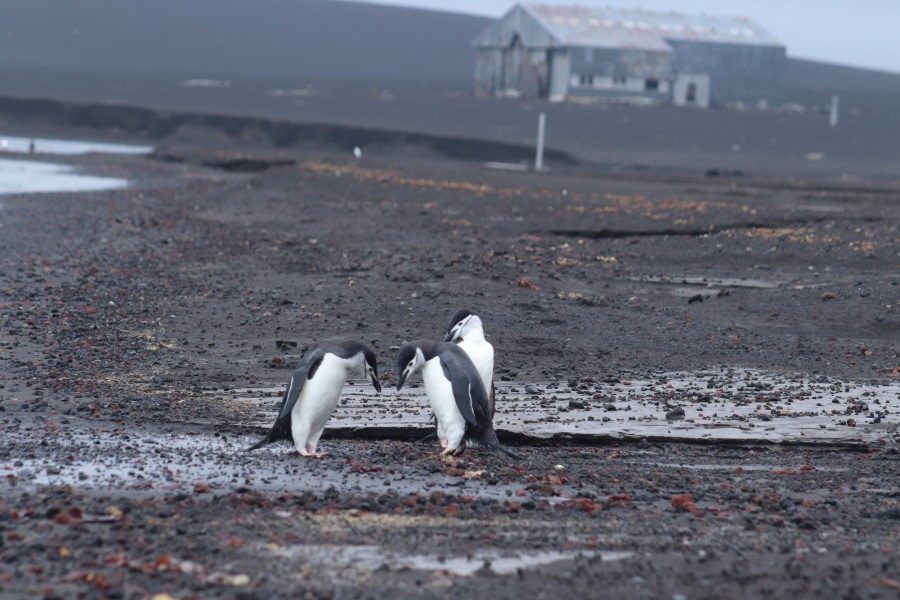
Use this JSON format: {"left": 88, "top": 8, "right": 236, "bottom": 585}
{"left": 396, "top": 340, "right": 519, "bottom": 459}
{"left": 249, "top": 340, "right": 381, "bottom": 457}
{"left": 444, "top": 309, "right": 495, "bottom": 418}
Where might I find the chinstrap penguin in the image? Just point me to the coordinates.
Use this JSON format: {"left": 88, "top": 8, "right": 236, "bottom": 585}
{"left": 396, "top": 340, "right": 519, "bottom": 459}
{"left": 444, "top": 309, "right": 495, "bottom": 418}
{"left": 248, "top": 340, "right": 380, "bottom": 457}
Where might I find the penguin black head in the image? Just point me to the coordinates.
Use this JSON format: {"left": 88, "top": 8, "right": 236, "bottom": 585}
{"left": 396, "top": 342, "right": 429, "bottom": 391}
{"left": 444, "top": 308, "right": 475, "bottom": 342}
{"left": 335, "top": 340, "right": 381, "bottom": 392}
{"left": 361, "top": 345, "right": 381, "bottom": 393}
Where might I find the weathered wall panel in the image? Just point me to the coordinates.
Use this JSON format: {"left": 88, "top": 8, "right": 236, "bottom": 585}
{"left": 474, "top": 49, "right": 502, "bottom": 96}
{"left": 566, "top": 46, "right": 670, "bottom": 100}
{"left": 668, "top": 40, "right": 786, "bottom": 106}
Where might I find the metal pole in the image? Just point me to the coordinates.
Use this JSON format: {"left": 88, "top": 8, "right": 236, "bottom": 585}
{"left": 535, "top": 112, "right": 546, "bottom": 171}
{"left": 829, "top": 94, "right": 839, "bottom": 128}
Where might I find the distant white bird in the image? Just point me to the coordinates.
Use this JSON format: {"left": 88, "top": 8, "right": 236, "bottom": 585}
{"left": 353, "top": 146, "right": 362, "bottom": 159}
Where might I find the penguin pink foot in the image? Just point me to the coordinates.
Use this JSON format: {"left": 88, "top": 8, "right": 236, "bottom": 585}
{"left": 299, "top": 444, "right": 326, "bottom": 458}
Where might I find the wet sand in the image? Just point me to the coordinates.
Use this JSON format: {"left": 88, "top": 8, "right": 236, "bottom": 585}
{"left": 0, "top": 134, "right": 898, "bottom": 597}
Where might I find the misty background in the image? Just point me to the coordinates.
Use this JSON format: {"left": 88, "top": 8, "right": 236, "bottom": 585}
{"left": 1, "top": 0, "right": 899, "bottom": 178}
{"left": 363, "top": 0, "right": 900, "bottom": 74}
{"left": 2, "top": 0, "right": 899, "bottom": 88}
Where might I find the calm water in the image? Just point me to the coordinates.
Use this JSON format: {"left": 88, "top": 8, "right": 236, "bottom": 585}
{"left": 0, "top": 135, "right": 152, "bottom": 155}
{"left": 0, "top": 158, "right": 129, "bottom": 195}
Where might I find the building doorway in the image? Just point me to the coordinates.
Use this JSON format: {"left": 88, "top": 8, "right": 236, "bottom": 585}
{"left": 501, "top": 35, "right": 525, "bottom": 95}
{"left": 673, "top": 74, "right": 711, "bottom": 108}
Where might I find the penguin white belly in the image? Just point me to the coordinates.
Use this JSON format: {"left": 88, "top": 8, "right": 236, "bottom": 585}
{"left": 459, "top": 338, "right": 494, "bottom": 392}
{"left": 290, "top": 354, "right": 348, "bottom": 454}
{"left": 421, "top": 359, "right": 466, "bottom": 451}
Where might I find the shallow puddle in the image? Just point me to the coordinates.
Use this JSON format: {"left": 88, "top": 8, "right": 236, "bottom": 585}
{"left": 648, "top": 462, "right": 846, "bottom": 472}
{"left": 229, "top": 369, "right": 898, "bottom": 445}
{"left": 8, "top": 429, "right": 516, "bottom": 500}
{"left": 627, "top": 275, "right": 781, "bottom": 289}
{"left": 269, "top": 544, "right": 632, "bottom": 576}
{"left": 0, "top": 158, "right": 130, "bottom": 194}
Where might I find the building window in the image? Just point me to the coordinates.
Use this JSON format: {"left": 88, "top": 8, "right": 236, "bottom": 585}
{"left": 645, "top": 78, "right": 659, "bottom": 90}
{"left": 580, "top": 73, "right": 594, "bottom": 86}
{"left": 613, "top": 76, "right": 626, "bottom": 86}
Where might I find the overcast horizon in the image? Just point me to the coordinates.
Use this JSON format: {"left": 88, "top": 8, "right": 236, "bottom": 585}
{"left": 355, "top": 0, "right": 900, "bottom": 74}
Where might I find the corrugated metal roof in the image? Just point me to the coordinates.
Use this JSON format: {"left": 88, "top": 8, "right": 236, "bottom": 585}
{"left": 523, "top": 4, "right": 782, "bottom": 49}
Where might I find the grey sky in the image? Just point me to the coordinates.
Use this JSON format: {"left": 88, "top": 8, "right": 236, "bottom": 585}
{"left": 360, "top": 0, "right": 900, "bottom": 73}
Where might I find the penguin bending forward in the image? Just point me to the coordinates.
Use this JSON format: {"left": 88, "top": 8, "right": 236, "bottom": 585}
{"left": 444, "top": 309, "right": 495, "bottom": 418}
{"left": 249, "top": 340, "right": 380, "bottom": 457}
{"left": 396, "top": 340, "right": 520, "bottom": 459}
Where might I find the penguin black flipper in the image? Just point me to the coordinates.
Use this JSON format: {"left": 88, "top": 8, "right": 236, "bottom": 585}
{"left": 439, "top": 349, "right": 489, "bottom": 428}
{"left": 275, "top": 349, "right": 326, "bottom": 421}
{"left": 247, "top": 350, "right": 326, "bottom": 451}
{"left": 488, "top": 382, "right": 496, "bottom": 420}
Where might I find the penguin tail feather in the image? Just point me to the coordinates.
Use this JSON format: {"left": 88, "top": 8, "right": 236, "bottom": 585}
{"left": 490, "top": 440, "right": 523, "bottom": 460}
{"left": 482, "top": 428, "right": 523, "bottom": 460}
{"left": 247, "top": 418, "right": 292, "bottom": 452}
{"left": 247, "top": 437, "right": 269, "bottom": 451}
{"left": 418, "top": 413, "right": 438, "bottom": 443}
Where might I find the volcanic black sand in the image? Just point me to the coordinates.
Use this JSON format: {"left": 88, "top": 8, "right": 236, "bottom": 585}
{"left": 1, "top": 132, "right": 898, "bottom": 599}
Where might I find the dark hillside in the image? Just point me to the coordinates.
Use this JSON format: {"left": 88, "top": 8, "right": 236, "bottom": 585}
{"left": 785, "top": 58, "right": 900, "bottom": 92}
{"left": 1, "top": 1, "right": 898, "bottom": 89}
{"left": 0, "top": 0, "right": 490, "bottom": 82}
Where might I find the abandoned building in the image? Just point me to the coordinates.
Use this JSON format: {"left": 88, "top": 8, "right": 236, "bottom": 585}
{"left": 473, "top": 3, "right": 786, "bottom": 108}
